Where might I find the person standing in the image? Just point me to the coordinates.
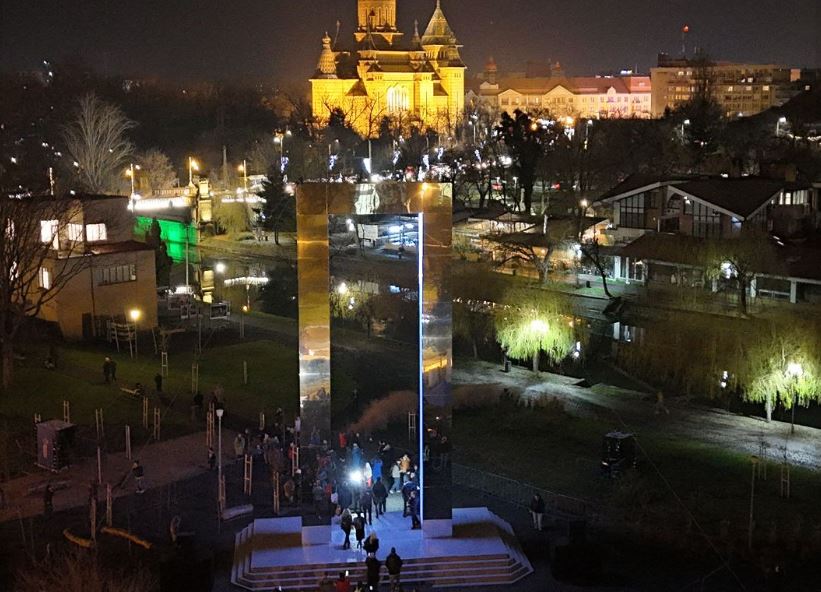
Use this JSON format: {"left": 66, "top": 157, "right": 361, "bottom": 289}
{"left": 655, "top": 391, "right": 670, "bottom": 416}
{"left": 340, "top": 508, "right": 353, "bottom": 549}
{"left": 102, "top": 357, "right": 112, "bottom": 384}
{"left": 390, "top": 461, "right": 401, "bottom": 493}
{"left": 399, "top": 454, "right": 411, "bottom": 485}
{"left": 132, "top": 460, "right": 145, "bottom": 494}
{"left": 363, "top": 532, "right": 379, "bottom": 557}
{"left": 353, "top": 512, "right": 366, "bottom": 550}
{"left": 530, "top": 493, "right": 545, "bottom": 531}
{"left": 385, "top": 547, "right": 403, "bottom": 592}
{"left": 208, "top": 447, "right": 216, "bottom": 471}
{"left": 43, "top": 483, "right": 54, "bottom": 518}
{"left": 360, "top": 489, "right": 373, "bottom": 525}
{"left": 365, "top": 555, "right": 381, "bottom": 590}
{"left": 407, "top": 490, "right": 420, "bottom": 529}
{"left": 371, "top": 456, "right": 383, "bottom": 485}
{"left": 372, "top": 477, "right": 387, "bottom": 518}
{"left": 154, "top": 373, "right": 163, "bottom": 393}
{"left": 234, "top": 433, "right": 246, "bottom": 460}
{"left": 334, "top": 571, "right": 351, "bottom": 592}
{"left": 110, "top": 358, "right": 117, "bottom": 382}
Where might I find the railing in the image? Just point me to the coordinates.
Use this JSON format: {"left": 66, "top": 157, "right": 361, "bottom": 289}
{"left": 452, "top": 462, "right": 595, "bottom": 520}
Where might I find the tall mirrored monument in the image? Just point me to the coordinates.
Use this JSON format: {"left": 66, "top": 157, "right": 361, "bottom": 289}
{"left": 296, "top": 182, "right": 453, "bottom": 541}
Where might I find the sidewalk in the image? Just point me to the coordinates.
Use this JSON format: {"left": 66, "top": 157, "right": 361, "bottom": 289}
{"left": 0, "top": 430, "right": 235, "bottom": 523}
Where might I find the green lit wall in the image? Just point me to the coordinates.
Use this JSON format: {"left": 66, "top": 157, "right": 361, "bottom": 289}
{"left": 135, "top": 217, "right": 197, "bottom": 263}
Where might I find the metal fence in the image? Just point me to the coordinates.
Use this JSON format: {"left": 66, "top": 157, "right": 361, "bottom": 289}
{"left": 452, "top": 462, "right": 595, "bottom": 520}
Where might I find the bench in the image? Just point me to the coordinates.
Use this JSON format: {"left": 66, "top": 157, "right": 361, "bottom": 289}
{"left": 221, "top": 504, "right": 254, "bottom": 521}
{"left": 120, "top": 388, "right": 140, "bottom": 398}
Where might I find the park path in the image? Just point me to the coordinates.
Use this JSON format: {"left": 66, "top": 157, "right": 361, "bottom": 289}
{"left": 453, "top": 360, "right": 821, "bottom": 471}
{"left": 0, "top": 430, "right": 236, "bottom": 523}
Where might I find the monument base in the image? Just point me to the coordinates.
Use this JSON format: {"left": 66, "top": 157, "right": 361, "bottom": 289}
{"left": 232, "top": 508, "right": 532, "bottom": 590}
{"left": 301, "top": 524, "right": 332, "bottom": 546}
{"left": 422, "top": 517, "right": 453, "bottom": 538}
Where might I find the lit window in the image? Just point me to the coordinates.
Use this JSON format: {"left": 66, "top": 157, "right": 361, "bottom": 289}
{"left": 68, "top": 223, "right": 84, "bottom": 242}
{"left": 85, "top": 223, "right": 107, "bottom": 242}
{"left": 97, "top": 264, "right": 136, "bottom": 285}
{"left": 386, "top": 86, "right": 409, "bottom": 112}
{"left": 40, "top": 220, "right": 58, "bottom": 245}
{"left": 39, "top": 267, "right": 51, "bottom": 290}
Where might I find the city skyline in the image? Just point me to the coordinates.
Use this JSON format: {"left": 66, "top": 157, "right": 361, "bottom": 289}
{"left": 1, "top": 0, "right": 818, "bottom": 85}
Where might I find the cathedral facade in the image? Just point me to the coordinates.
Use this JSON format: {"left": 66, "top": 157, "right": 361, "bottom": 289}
{"left": 310, "top": 0, "right": 465, "bottom": 137}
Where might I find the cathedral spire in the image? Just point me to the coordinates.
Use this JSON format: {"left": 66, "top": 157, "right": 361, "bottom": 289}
{"left": 411, "top": 19, "right": 422, "bottom": 49}
{"left": 316, "top": 32, "right": 337, "bottom": 78}
{"left": 421, "top": 0, "right": 458, "bottom": 46}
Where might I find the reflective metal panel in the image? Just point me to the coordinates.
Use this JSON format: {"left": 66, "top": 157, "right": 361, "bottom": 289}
{"left": 296, "top": 182, "right": 452, "bottom": 530}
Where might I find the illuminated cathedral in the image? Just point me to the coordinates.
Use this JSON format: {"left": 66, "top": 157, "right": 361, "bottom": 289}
{"left": 310, "top": 0, "right": 466, "bottom": 137}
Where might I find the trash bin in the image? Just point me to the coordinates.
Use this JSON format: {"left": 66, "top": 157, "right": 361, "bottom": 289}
{"left": 503, "top": 360, "right": 511, "bottom": 373}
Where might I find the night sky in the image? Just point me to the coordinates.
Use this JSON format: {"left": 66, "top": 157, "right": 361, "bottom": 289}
{"left": 2, "top": 0, "right": 818, "bottom": 85}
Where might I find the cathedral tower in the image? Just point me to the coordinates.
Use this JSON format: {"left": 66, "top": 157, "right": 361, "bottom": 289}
{"left": 355, "top": 0, "right": 402, "bottom": 44}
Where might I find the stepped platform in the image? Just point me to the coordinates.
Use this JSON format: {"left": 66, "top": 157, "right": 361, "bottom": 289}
{"left": 231, "top": 507, "right": 533, "bottom": 590}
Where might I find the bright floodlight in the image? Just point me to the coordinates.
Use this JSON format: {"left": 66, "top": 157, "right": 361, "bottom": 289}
{"left": 215, "top": 262, "right": 226, "bottom": 274}
{"left": 778, "top": 116, "right": 787, "bottom": 124}
{"left": 580, "top": 199, "right": 589, "bottom": 208}
{"left": 337, "top": 282, "right": 349, "bottom": 295}
{"left": 786, "top": 362, "right": 804, "bottom": 378}
{"left": 529, "top": 319, "right": 548, "bottom": 334}
{"left": 349, "top": 469, "right": 363, "bottom": 483}
{"left": 129, "top": 309, "right": 141, "bottom": 322}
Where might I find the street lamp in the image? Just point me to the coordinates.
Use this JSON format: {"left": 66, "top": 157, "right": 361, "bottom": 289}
{"left": 216, "top": 407, "right": 224, "bottom": 511}
{"left": 776, "top": 116, "right": 788, "bottom": 137}
{"left": 237, "top": 160, "right": 248, "bottom": 193}
{"left": 786, "top": 362, "right": 803, "bottom": 434}
{"left": 274, "top": 130, "right": 292, "bottom": 169}
{"left": 681, "top": 119, "right": 691, "bottom": 142}
{"left": 129, "top": 309, "right": 141, "bottom": 358}
{"left": 125, "top": 163, "right": 141, "bottom": 198}
{"left": 240, "top": 305, "right": 248, "bottom": 339}
{"left": 188, "top": 157, "right": 199, "bottom": 186}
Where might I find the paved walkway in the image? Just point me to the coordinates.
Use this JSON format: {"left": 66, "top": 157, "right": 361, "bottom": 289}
{"left": 454, "top": 359, "right": 821, "bottom": 471}
{"left": 0, "top": 430, "right": 235, "bottom": 523}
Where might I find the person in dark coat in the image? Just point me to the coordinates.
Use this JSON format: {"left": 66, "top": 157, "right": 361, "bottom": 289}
{"left": 363, "top": 532, "right": 379, "bottom": 557}
{"left": 407, "top": 490, "right": 420, "bottom": 529}
{"left": 154, "top": 373, "right": 163, "bottom": 393}
{"left": 340, "top": 509, "right": 353, "bottom": 549}
{"left": 530, "top": 493, "right": 546, "bottom": 531}
{"left": 401, "top": 478, "right": 417, "bottom": 516}
{"left": 360, "top": 489, "right": 373, "bottom": 525}
{"left": 353, "top": 512, "right": 366, "bottom": 549}
{"left": 385, "top": 547, "right": 403, "bottom": 592}
{"left": 372, "top": 477, "right": 387, "bottom": 518}
{"left": 365, "top": 556, "right": 381, "bottom": 589}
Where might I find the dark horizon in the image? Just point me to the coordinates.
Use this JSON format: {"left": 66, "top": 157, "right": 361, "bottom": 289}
{"left": 1, "top": 0, "right": 819, "bottom": 86}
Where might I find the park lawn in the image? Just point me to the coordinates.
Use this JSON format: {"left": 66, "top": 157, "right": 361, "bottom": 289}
{"left": 454, "top": 402, "right": 821, "bottom": 546}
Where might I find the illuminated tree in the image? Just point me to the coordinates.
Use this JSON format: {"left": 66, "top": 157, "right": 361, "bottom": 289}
{"left": 494, "top": 287, "right": 575, "bottom": 372}
{"left": 62, "top": 93, "right": 135, "bottom": 193}
{"left": 737, "top": 314, "right": 821, "bottom": 422}
{"left": 488, "top": 218, "right": 575, "bottom": 285}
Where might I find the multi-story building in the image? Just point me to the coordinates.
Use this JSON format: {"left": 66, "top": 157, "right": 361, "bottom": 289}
{"left": 467, "top": 59, "right": 652, "bottom": 119}
{"left": 650, "top": 54, "right": 800, "bottom": 117}
{"left": 594, "top": 174, "right": 820, "bottom": 303}
{"left": 310, "top": 0, "right": 465, "bottom": 137}
{"left": 31, "top": 194, "right": 158, "bottom": 339}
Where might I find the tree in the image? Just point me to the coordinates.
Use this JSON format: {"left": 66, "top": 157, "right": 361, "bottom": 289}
{"left": 496, "top": 110, "right": 567, "bottom": 213}
{"left": 0, "top": 195, "right": 89, "bottom": 390}
{"left": 488, "top": 218, "right": 575, "bottom": 285}
{"left": 495, "top": 287, "right": 576, "bottom": 372}
{"left": 144, "top": 217, "right": 172, "bottom": 287}
{"left": 15, "top": 550, "right": 157, "bottom": 592}
{"left": 703, "top": 229, "right": 781, "bottom": 316}
{"left": 737, "top": 314, "right": 821, "bottom": 422}
{"left": 136, "top": 148, "right": 176, "bottom": 193}
{"left": 212, "top": 197, "right": 250, "bottom": 236}
{"left": 259, "top": 261, "right": 298, "bottom": 318}
{"left": 62, "top": 93, "right": 135, "bottom": 193}
{"left": 452, "top": 261, "right": 504, "bottom": 358}
{"left": 258, "top": 169, "right": 295, "bottom": 244}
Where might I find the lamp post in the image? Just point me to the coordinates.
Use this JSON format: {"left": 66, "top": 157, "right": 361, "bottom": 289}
{"left": 216, "top": 407, "right": 224, "bottom": 509}
{"left": 274, "top": 130, "right": 292, "bottom": 170}
{"left": 125, "top": 163, "right": 141, "bottom": 197}
{"left": 214, "top": 262, "right": 226, "bottom": 302}
{"left": 188, "top": 157, "right": 199, "bottom": 186}
{"left": 241, "top": 305, "right": 248, "bottom": 339}
{"left": 680, "top": 119, "right": 690, "bottom": 142}
{"left": 129, "top": 309, "right": 141, "bottom": 358}
{"left": 786, "top": 362, "right": 803, "bottom": 434}
{"left": 776, "top": 116, "right": 787, "bottom": 137}
{"left": 238, "top": 161, "right": 248, "bottom": 193}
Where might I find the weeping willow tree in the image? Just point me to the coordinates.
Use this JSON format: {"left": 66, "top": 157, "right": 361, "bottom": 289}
{"left": 495, "top": 287, "right": 576, "bottom": 372}
{"left": 737, "top": 313, "right": 821, "bottom": 421}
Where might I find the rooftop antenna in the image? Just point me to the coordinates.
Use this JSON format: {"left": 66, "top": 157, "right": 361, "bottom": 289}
{"left": 681, "top": 24, "right": 690, "bottom": 57}
{"left": 334, "top": 20, "right": 341, "bottom": 48}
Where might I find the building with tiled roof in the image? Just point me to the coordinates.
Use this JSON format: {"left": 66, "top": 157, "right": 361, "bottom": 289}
{"left": 466, "top": 60, "right": 651, "bottom": 119}
{"left": 310, "top": 0, "right": 465, "bottom": 137}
